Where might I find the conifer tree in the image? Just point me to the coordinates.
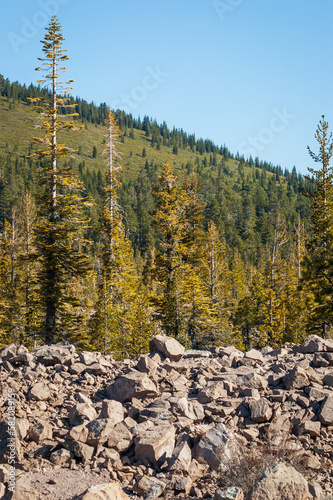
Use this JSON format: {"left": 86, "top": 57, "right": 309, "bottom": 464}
{"left": 29, "top": 15, "right": 92, "bottom": 343}
{"left": 302, "top": 116, "right": 333, "bottom": 337}
{"left": 91, "top": 111, "right": 144, "bottom": 358}
{"left": 151, "top": 162, "right": 190, "bottom": 342}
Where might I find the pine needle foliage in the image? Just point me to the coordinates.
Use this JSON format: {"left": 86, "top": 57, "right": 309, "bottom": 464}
{"left": 29, "top": 15, "right": 92, "bottom": 344}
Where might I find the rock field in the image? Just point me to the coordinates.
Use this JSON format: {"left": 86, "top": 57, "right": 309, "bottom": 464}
{"left": 0, "top": 334, "right": 333, "bottom": 499}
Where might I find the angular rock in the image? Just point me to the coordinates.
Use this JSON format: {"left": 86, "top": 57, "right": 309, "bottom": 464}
{"left": 283, "top": 367, "right": 309, "bottom": 390}
{"left": 249, "top": 463, "right": 309, "bottom": 500}
{"left": 236, "top": 372, "right": 268, "bottom": 391}
{"left": 198, "top": 382, "right": 227, "bottom": 404}
{"left": 69, "top": 403, "right": 97, "bottom": 426}
{"left": 63, "top": 439, "right": 94, "bottom": 461}
{"left": 195, "top": 423, "right": 239, "bottom": 471}
{"left": 175, "top": 396, "right": 205, "bottom": 421}
{"left": 99, "top": 399, "right": 125, "bottom": 423}
{"left": 169, "top": 474, "right": 192, "bottom": 493}
{"left": 28, "top": 381, "right": 51, "bottom": 401}
{"left": 298, "top": 420, "right": 321, "bottom": 437}
{"left": 135, "top": 424, "right": 176, "bottom": 466}
{"left": 168, "top": 434, "right": 192, "bottom": 472}
{"left": 106, "top": 370, "right": 159, "bottom": 402}
{"left": 107, "top": 422, "right": 132, "bottom": 452}
{"left": 69, "top": 362, "right": 86, "bottom": 375}
{"left": 29, "top": 421, "right": 53, "bottom": 443}
{"left": 319, "top": 396, "right": 333, "bottom": 425}
{"left": 214, "top": 486, "right": 244, "bottom": 500}
{"left": 79, "top": 482, "right": 130, "bottom": 500}
{"left": 15, "top": 418, "right": 30, "bottom": 440}
{"left": 298, "top": 335, "right": 333, "bottom": 354}
{"left": 49, "top": 448, "right": 72, "bottom": 465}
{"left": 68, "top": 423, "right": 89, "bottom": 443}
{"left": 323, "top": 372, "right": 333, "bottom": 387}
{"left": 85, "top": 418, "right": 115, "bottom": 447}
{"left": 248, "top": 399, "right": 272, "bottom": 423}
{"left": 149, "top": 334, "right": 185, "bottom": 361}
{"left": 33, "top": 343, "right": 75, "bottom": 366}
{"left": 244, "top": 349, "right": 264, "bottom": 362}
{"left": 134, "top": 475, "right": 166, "bottom": 499}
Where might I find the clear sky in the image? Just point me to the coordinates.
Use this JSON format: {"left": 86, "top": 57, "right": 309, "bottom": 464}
{"left": 1, "top": 0, "right": 332, "bottom": 175}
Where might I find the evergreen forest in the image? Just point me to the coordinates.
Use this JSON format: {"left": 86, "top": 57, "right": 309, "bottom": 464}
{"left": 0, "top": 16, "right": 332, "bottom": 357}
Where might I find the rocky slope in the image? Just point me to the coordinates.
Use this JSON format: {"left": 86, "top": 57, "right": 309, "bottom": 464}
{"left": 0, "top": 334, "right": 333, "bottom": 500}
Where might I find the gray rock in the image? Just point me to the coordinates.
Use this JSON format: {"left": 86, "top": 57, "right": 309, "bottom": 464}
{"left": 297, "top": 335, "right": 333, "bottom": 354}
{"left": 214, "top": 486, "right": 244, "bottom": 500}
{"left": 28, "top": 381, "right": 51, "bottom": 401}
{"left": 149, "top": 334, "right": 185, "bottom": 361}
{"left": 63, "top": 439, "right": 94, "bottom": 461}
{"left": 195, "top": 423, "right": 239, "bottom": 471}
{"left": 78, "top": 482, "right": 130, "bottom": 499}
{"left": 249, "top": 462, "right": 309, "bottom": 500}
{"left": 135, "top": 424, "right": 176, "bottom": 466}
{"left": 319, "top": 396, "right": 333, "bottom": 425}
{"left": 106, "top": 370, "right": 159, "bottom": 402}
{"left": 248, "top": 399, "right": 272, "bottom": 423}
{"left": 69, "top": 403, "right": 97, "bottom": 426}
{"left": 85, "top": 418, "right": 115, "bottom": 447}
{"left": 283, "top": 367, "right": 309, "bottom": 390}
{"left": 134, "top": 475, "right": 166, "bottom": 499}
{"left": 33, "top": 343, "right": 75, "bottom": 366}
{"left": 29, "top": 421, "right": 53, "bottom": 443}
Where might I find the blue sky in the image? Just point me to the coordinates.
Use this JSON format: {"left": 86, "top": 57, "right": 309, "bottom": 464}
{"left": 1, "top": 0, "right": 332, "bottom": 175}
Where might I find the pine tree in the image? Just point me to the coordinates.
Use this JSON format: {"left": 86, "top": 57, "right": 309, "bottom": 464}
{"left": 91, "top": 111, "right": 140, "bottom": 357}
{"left": 29, "top": 15, "right": 92, "bottom": 343}
{"left": 151, "top": 162, "right": 190, "bottom": 343}
{"left": 302, "top": 116, "right": 333, "bottom": 337}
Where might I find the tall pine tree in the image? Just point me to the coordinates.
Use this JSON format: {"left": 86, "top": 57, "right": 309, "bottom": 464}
{"left": 29, "top": 15, "right": 92, "bottom": 343}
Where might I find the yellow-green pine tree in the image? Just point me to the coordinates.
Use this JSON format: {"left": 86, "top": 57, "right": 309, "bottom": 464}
{"left": 91, "top": 111, "right": 139, "bottom": 358}
{"left": 29, "top": 15, "right": 92, "bottom": 343}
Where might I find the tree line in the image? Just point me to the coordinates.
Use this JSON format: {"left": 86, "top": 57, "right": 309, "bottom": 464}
{"left": 0, "top": 16, "right": 332, "bottom": 356}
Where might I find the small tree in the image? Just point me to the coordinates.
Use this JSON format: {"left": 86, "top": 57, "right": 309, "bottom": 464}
{"left": 302, "top": 116, "right": 333, "bottom": 337}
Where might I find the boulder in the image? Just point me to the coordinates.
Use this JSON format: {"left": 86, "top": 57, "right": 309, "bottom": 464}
{"left": 168, "top": 434, "right": 192, "bottom": 472}
{"left": 249, "top": 463, "right": 309, "bottom": 500}
{"left": 98, "top": 399, "right": 125, "bottom": 423}
{"left": 78, "top": 482, "right": 130, "bottom": 500}
{"left": 107, "top": 422, "right": 132, "bottom": 452}
{"left": 195, "top": 423, "right": 239, "bottom": 471}
{"left": 135, "top": 424, "right": 176, "bottom": 466}
{"left": 85, "top": 418, "right": 115, "bottom": 447}
{"left": 63, "top": 439, "right": 94, "bottom": 461}
{"left": 28, "top": 382, "right": 51, "bottom": 401}
{"left": 282, "top": 367, "right": 309, "bottom": 390}
{"left": 49, "top": 448, "right": 72, "bottom": 466}
{"left": 69, "top": 403, "right": 97, "bottom": 426}
{"left": 33, "top": 343, "right": 75, "bottom": 366}
{"left": 106, "top": 370, "right": 159, "bottom": 402}
{"left": 297, "top": 335, "right": 333, "bottom": 354}
{"left": 29, "top": 421, "right": 53, "bottom": 443}
{"left": 198, "top": 382, "right": 227, "bottom": 404}
{"left": 248, "top": 399, "right": 272, "bottom": 423}
{"left": 149, "top": 334, "right": 185, "bottom": 361}
{"left": 133, "top": 475, "right": 166, "bottom": 499}
{"left": 236, "top": 372, "right": 268, "bottom": 390}
{"left": 319, "top": 396, "right": 333, "bottom": 425}
{"left": 214, "top": 487, "right": 244, "bottom": 500}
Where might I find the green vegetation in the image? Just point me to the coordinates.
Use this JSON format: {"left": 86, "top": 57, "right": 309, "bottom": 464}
{"left": 0, "top": 16, "right": 332, "bottom": 354}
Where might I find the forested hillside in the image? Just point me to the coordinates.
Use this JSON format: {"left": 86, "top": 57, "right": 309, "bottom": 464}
{"left": 0, "top": 17, "right": 331, "bottom": 355}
